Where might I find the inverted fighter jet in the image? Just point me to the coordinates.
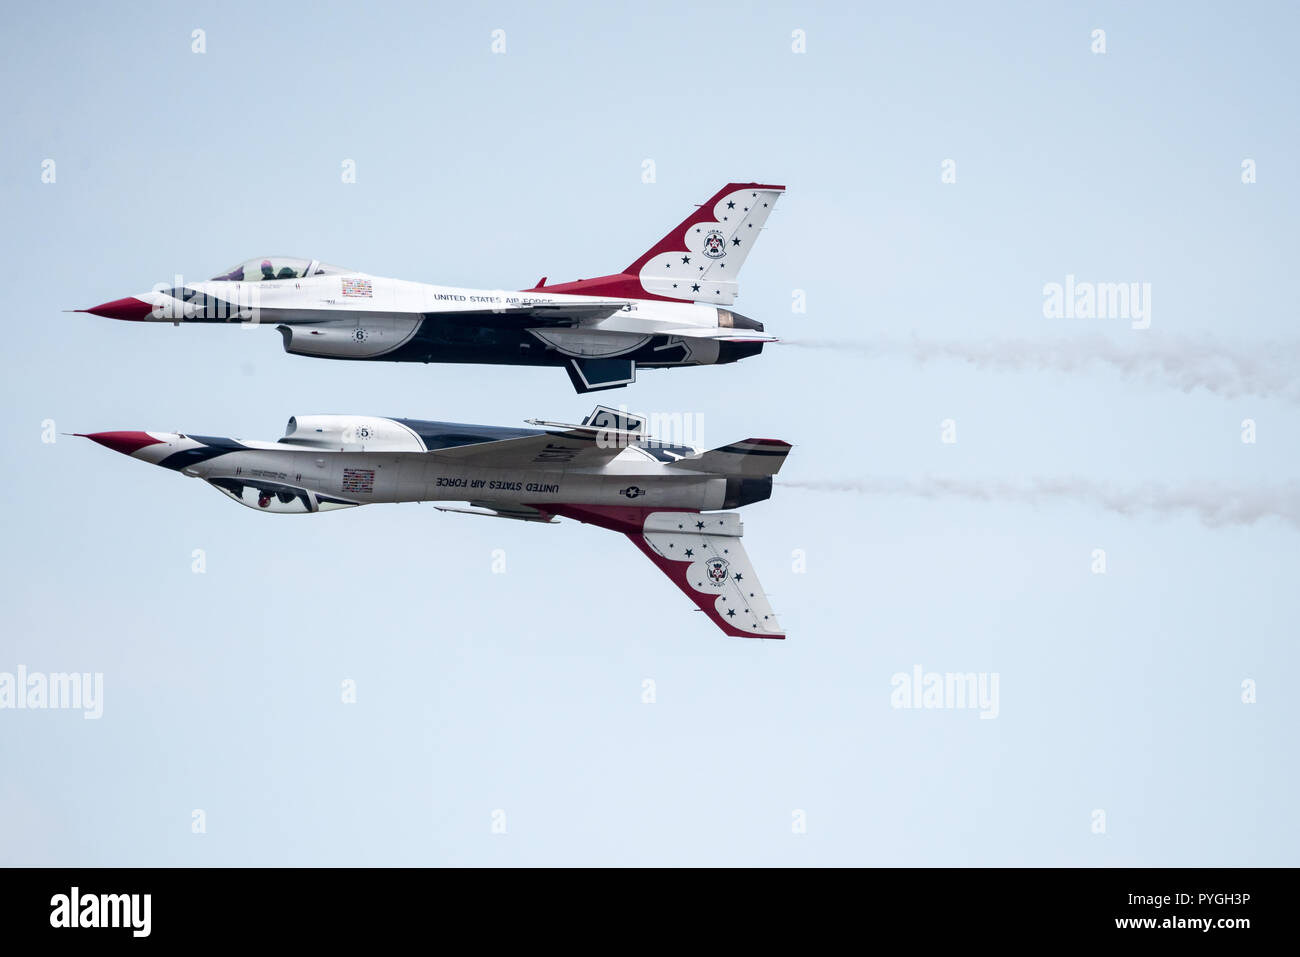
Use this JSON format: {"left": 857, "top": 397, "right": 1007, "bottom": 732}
{"left": 78, "top": 183, "right": 784, "bottom": 393}
{"left": 77, "top": 406, "right": 790, "bottom": 638}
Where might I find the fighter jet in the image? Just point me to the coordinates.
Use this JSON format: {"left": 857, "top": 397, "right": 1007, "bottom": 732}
{"left": 77, "top": 406, "right": 789, "bottom": 638}
{"left": 77, "top": 183, "right": 784, "bottom": 393}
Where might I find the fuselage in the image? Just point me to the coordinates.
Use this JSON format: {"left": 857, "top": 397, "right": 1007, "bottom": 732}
{"left": 108, "top": 417, "right": 732, "bottom": 515}
{"left": 93, "top": 261, "right": 768, "bottom": 383}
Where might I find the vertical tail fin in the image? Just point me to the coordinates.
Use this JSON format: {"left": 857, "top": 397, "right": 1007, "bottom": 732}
{"left": 526, "top": 183, "right": 784, "bottom": 304}
{"left": 548, "top": 505, "right": 785, "bottom": 639}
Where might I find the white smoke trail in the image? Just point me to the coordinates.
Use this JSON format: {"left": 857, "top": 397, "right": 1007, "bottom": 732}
{"left": 780, "top": 477, "right": 1300, "bottom": 530}
{"left": 781, "top": 336, "right": 1300, "bottom": 402}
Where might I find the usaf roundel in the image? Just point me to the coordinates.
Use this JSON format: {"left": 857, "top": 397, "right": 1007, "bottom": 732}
{"left": 705, "top": 557, "right": 729, "bottom": 585}
{"left": 702, "top": 229, "right": 727, "bottom": 259}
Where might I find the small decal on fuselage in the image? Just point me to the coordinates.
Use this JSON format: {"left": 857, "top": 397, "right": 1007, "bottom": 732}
{"left": 342, "top": 468, "right": 375, "bottom": 493}
{"left": 434, "top": 475, "right": 562, "bottom": 495}
{"left": 532, "top": 443, "right": 581, "bottom": 464}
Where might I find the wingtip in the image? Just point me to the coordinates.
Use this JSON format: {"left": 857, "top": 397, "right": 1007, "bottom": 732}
{"left": 719, "top": 623, "right": 786, "bottom": 640}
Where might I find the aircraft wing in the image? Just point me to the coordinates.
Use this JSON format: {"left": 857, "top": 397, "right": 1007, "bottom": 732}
{"left": 550, "top": 506, "right": 784, "bottom": 639}
{"left": 435, "top": 502, "right": 557, "bottom": 523}
{"left": 655, "top": 326, "right": 779, "bottom": 342}
{"left": 424, "top": 426, "right": 629, "bottom": 469}
{"left": 424, "top": 300, "right": 631, "bottom": 328}
{"left": 424, "top": 404, "right": 648, "bottom": 470}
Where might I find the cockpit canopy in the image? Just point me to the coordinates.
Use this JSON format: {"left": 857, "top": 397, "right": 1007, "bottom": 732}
{"left": 210, "top": 257, "right": 352, "bottom": 282}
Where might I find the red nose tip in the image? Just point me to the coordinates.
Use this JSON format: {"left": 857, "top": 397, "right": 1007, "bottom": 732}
{"left": 79, "top": 297, "right": 155, "bottom": 321}
{"left": 76, "top": 431, "right": 163, "bottom": 456}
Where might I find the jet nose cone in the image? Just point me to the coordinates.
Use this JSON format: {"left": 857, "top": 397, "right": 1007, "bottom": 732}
{"left": 79, "top": 296, "right": 155, "bottom": 321}
{"left": 77, "top": 431, "right": 164, "bottom": 457}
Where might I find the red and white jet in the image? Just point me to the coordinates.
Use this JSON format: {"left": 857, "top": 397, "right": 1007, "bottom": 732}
{"left": 77, "top": 406, "right": 790, "bottom": 639}
{"left": 78, "top": 183, "right": 784, "bottom": 393}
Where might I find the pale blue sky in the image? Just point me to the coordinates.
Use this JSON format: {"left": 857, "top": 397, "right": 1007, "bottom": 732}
{"left": 1, "top": 0, "right": 1296, "bottom": 865}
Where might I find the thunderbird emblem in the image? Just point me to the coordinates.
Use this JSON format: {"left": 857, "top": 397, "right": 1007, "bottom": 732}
{"left": 705, "top": 557, "right": 729, "bottom": 585}
{"left": 703, "top": 229, "right": 727, "bottom": 259}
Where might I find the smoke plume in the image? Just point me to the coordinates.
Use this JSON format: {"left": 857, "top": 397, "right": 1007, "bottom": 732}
{"left": 781, "top": 336, "right": 1300, "bottom": 403}
{"left": 780, "top": 477, "right": 1300, "bottom": 530}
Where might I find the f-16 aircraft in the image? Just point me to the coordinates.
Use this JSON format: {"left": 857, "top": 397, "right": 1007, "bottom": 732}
{"left": 77, "top": 183, "right": 784, "bottom": 393}
{"left": 77, "top": 406, "right": 789, "bottom": 638}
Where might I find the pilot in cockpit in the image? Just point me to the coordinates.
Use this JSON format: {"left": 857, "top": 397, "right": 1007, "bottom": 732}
{"left": 211, "top": 257, "right": 342, "bottom": 283}
{"left": 260, "top": 259, "right": 300, "bottom": 280}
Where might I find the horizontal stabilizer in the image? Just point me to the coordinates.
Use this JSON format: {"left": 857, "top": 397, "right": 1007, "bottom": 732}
{"left": 655, "top": 326, "right": 779, "bottom": 343}
{"left": 669, "top": 438, "right": 791, "bottom": 477}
